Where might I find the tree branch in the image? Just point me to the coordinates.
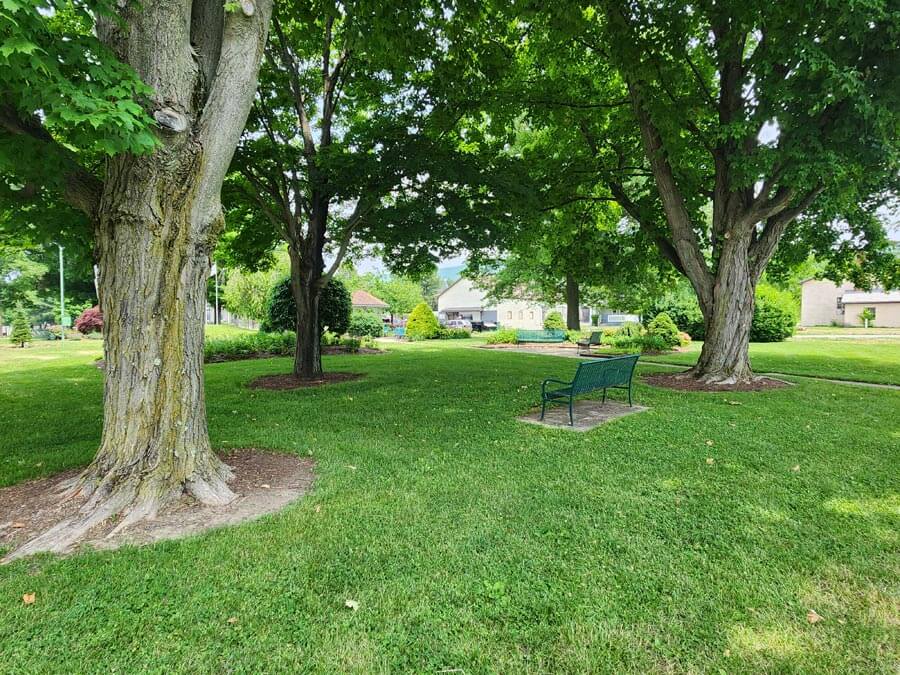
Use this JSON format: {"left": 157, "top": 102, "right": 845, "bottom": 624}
{"left": 323, "top": 200, "right": 372, "bottom": 281}
{"left": 749, "top": 185, "right": 823, "bottom": 277}
{"left": 627, "top": 84, "right": 713, "bottom": 306}
{"left": 194, "top": 0, "right": 273, "bottom": 227}
{"left": 0, "top": 105, "right": 101, "bottom": 218}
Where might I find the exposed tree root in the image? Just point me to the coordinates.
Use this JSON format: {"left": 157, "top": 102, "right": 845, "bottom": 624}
{"left": 3, "top": 456, "right": 235, "bottom": 563}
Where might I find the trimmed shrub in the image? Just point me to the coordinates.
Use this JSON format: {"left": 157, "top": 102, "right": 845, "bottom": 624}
{"left": 204, "top": 331, "right": 294, "bottom": 362}
{"left": 644, "top": 295, "right": 706, "bottom": 339}
{"left": 340, "top": 336, "right": 361, "bottom": 352}
{"left": 10, "top": 305, "right": 31, "bottom": 347}
{"left": 263, "top": 277, "right": 351, "bottom": 336}
{"left": 641, "top": 334, "right": 670, "bottom": 353}
{"left": 75, "top": 306, "right": 103, "bottom": 334}
{"left": 750, "top": 285, "right": 797, "bottom": 342}
{"left": 348, "top": 310, "right": 383, "bottom": 338}
{"left": 646, "top": 312, "right": 681, "bottom": 350}
{"left": 678, "top": 331, "right": 692, "bottom": 347}
{"left": 543, "top": 310, "right": 565, "bottom": 331}
{"left": 405, "top": 302, "right": 441, "bottom": 340}
{"left": 439, "top": 327, "right": 471, "bottom": 339}
{"left": 618, "top": 321, "right": 643, "bottom": 338}
{"left": 486, "top": 328, "right": 518, "bottom": 344}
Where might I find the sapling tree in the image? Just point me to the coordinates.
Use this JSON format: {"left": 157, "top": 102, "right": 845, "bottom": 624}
{"left": 0, "top": 0, "right": 272, "bottom": 558}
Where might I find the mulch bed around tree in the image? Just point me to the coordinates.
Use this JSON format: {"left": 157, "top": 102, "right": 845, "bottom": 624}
{"left": 0, "top": 449, "right": 315, "bottom": 557}
{"left": 247, "top": 371, "right": 364, "bottom": 390}
{"left": 643, "top": 372, "right": 789, "bottom": 392}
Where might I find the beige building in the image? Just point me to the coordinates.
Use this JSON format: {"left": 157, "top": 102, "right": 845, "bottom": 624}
{"left": 800, "top": 278, "right": 900, "bottom": 327}
{"left": 436, "top": 278, "right": 597, "bottom": 330}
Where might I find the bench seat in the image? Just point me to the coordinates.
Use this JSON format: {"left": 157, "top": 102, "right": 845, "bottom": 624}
{"left": 516, "top": 329, "right": 566, "bottom": 343}
{"left": 540, "top": 354, "right": 640, "bottom": 425}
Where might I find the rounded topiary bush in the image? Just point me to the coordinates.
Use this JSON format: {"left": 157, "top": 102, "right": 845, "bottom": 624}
{"left": 750, "top": 285, "right": 797, "bottom": 342}
{"left": 405, "top": 302, "right": 440, "bottom": 340}
{"left": 263, "top": 277, "right": 351, "bottom": 336}
{"left": 75, "top": 306, "right": 103, "bottom": 334}
{"left": 348, "top": 310, "right": 384, "bottom": 338}
{"left": 646, "top": 312, "right": 680, "bottom": 350}
{"left": 543, "top": 310, "right": 565, "bottom": 331}
{"left": 644, "top": 295, "right": 705, "bottom": 339}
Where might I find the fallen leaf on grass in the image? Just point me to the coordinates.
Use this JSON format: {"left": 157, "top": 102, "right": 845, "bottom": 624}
{"left": 807, "top": 609, "right": 823, "bottom": 624}
{"left": 22, "top": 593, "right": 35, "bottom": 605}
{"left": 259, "top": 484, "right": 271, "bottom": 489}
{"left": 345, "top": 599, "right": 359, "bottom": 611}
{"left": 705, "top": 440, "right": 714, "bottom": 446}
{"left": 314, "top": 504, "right": 322, "bottom": 513}
{"left": 706, "top": 458, "right": 715, "bottom": 465}
{"left": 791, "top": 465, "right": 800, "bottom": 472}
{"left": 345, "top": 465, "right": 357, "bottom": 471}
{"left": 226, "top": 616, "right": 238, "bottom": 624}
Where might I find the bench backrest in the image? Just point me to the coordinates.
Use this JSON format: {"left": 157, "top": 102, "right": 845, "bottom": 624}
{"left": 571, "top": 354, "right": 639, "bottom": 393}
{"left": 587, "top": 331, "right": 602, "bottom": 345}
{"left": 516, "top": 329, "right": 566, "bottom": 342}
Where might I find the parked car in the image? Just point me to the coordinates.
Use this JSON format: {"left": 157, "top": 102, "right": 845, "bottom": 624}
{"left": 445, "top": 319, "right": 472, "bottom": 330}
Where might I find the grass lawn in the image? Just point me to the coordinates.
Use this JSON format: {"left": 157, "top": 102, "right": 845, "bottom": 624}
{"left": 798, "top": 326, "right": 900, "bottom": 336}
{"left": 205, "top": 323, "right": 257, "bottom": 340}
{"left": 1, "top": 339, "right": 898, "bottom": 672}
{"left": 646, "top": 339, "right": 900, "bottom": 386}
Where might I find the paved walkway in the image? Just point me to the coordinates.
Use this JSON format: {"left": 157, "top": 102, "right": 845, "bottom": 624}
{"left": 491, "top": 346, "right": 900, "bottom": 391}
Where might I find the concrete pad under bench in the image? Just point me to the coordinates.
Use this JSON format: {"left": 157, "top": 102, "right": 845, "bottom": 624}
{"left": 518, "top": 400, "right": 649, "bottom": 431}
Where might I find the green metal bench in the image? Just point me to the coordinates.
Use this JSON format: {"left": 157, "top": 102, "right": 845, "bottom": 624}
{"left": 516, "top": 329, "right": 566, "bottom": 343}
{"left": 576, "top": 331, "right": 602, "bottom": 355}
{"left": 541, "top": 354, "right": 640, "bottom": 425}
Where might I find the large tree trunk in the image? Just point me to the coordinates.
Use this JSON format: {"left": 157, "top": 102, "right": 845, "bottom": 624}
{"left": 289, "top": 245, "right": 323, "bottom": 379}
{"left": 688, "top": 237, "right": 757, "bottom": 384}
{"left": 565, "top": 273, "right": 580, "bottom": 330}
{"left": 6, "top": 0, "right": 272, "bottom": 561}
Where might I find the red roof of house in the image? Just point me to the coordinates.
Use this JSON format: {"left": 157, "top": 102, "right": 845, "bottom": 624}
{"left": 351, "top": 289, "right": 388, "bottom": 308}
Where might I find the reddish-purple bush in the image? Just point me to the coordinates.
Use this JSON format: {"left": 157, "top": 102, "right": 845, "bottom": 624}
{"left": 75, "top": 306, "right": 103, "bottom": 334}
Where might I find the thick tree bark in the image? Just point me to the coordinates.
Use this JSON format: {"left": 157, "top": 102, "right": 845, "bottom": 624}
{"left": 289, "top": 244, "right": 324, "bottom": 379}
{"left": 690, "top": 236, "right": 757, "bottom": 384}
{"left": 6, "top": 0, "right": 272, "bottom": 561}
{"left": 565, "top": 273, "right": 580, "bottom": 330}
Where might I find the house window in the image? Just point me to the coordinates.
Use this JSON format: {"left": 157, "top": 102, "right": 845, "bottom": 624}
{"left": 506, "top": 311, "right": 512, "bottom": 320}
{"left": 836, "top": 297, "right": 843, "bottom": 311}
{"left": 866, "top": 307, "right": 876, "bottom": 319}
{"left": 529, "top": 311, "right": 534, "bottom": 320}
{"left": 518, "top": 310, "right": 523, "bottom": 320}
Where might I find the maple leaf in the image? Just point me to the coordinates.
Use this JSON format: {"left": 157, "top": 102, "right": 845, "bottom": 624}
{"left": 807, "top": 609, "right": 823, "bottom": 624}
{"left": 345, "top": 599, "right": 359, "bottom": 611}
{"left": 22, "top": 593, "right": 35, "bottom": 605}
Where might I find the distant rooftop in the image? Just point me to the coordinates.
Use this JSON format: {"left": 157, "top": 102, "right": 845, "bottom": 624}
{"left": 351, "top": 289, "right": 388, "bottom": 308}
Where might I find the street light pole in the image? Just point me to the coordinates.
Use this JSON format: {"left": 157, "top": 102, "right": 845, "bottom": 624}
{"left": 58, "top": 244, "right": 65, "bottom": 342}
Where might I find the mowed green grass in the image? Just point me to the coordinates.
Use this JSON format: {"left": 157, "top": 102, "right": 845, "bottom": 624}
{"left": 647, "top": 339, "right": 900, "bottom": 385}
{"left": 0, "top": 339, "right": 898, "bottom": 672}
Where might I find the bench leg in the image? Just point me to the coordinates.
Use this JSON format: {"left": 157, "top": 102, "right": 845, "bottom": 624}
{"left": 568, "top": 397, "right": 574, "bottom": 426}
{"left": 628, "top": 383, "right": 633, "bottom": 406}
{"left": 540, "top": 398, "right": 547, "bottom": 421}
{"left": 601, "top": 389, "right": 607, "bottom": 405}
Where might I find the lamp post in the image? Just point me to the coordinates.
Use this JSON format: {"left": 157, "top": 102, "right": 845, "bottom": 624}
{"left": 58, "top": 244, "right": 65, "bottom": 342}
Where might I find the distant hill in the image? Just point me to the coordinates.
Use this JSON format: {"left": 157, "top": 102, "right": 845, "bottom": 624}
{"left": 437, "top": 264, "right": 465, "bottom": 283}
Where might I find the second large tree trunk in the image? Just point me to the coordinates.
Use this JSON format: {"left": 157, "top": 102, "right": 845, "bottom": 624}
{"left": 289, "top": 245, "right": 324, "bottom": 380}
{"left": 689, "top": 239, "right": 756, "bottom": 384}
{"left": 565, "top": 273, "right": 581, "bottom": 330}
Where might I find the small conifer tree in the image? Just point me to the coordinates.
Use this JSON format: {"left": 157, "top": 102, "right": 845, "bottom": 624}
{"left": 10, "top": 305, "right": 32, "bottom": 348}
{"left": 405, "top": 302, "right": 440, "bottom": 340}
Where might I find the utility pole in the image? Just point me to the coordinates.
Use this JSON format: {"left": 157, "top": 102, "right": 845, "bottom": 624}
{"left": 213, "top": 264, "right": 220, "bottom": 324}
{"left": 58, "top": 244, "right": 65, "bottom": 342}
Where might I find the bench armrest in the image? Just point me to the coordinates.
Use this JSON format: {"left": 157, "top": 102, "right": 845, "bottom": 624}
{"left": 541, "top": 377, "right": 571, "bottom": 394}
